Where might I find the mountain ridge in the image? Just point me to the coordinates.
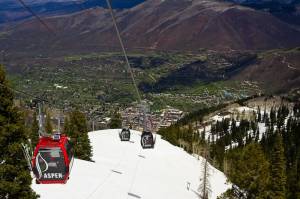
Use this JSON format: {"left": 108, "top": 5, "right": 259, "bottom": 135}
{"left": 1, "top": 0, "right": 300, "bottom": 53}
{"left": 0, "top": 0, "right": 145, "bottom": 24}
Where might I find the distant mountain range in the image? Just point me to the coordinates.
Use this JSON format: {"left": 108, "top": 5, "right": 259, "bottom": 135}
{"left": 1, "top": 0, "right": 300, "bottom": 25}
{"left": 0, "top": 0, "right": 145, "bottom": 24}
{"left": 1, "top": 0, "right": 300, "bottom": 53}
{"left": 231, "top": 0, "right": 297, "bottom": 4}
{"left": 228, "top": 0, "right": 300, "bottom": 15}
{"left": 227, "top": 0, "right": 300, "bottom": 25}
{"left": 0, "top": 0, "right": 145, "bottom": 9}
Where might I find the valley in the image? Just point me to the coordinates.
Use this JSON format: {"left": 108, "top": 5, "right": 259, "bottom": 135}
{"left": 5, "top": 50, "right": 265, "bottom": 122}
{"left": 4, "top": 46, "right": 299, "bottom": 130}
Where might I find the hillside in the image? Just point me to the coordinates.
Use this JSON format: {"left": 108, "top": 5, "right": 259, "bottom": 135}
{"left": 233, "top": 48, "right": 300, "bottom": 93}
{"left": 0, "top": 0, "right": 145, "bottom": 24}
{"left": 5, "top": 49, "right": 298, "bottom": 115}
{"left": 32, "top": 129, "right": 230, "bottom": 199}
{"left": 1, "top": 0, "right": 300, "bottom": 53}
{"left": 159, "top": 96, "right": 300, "bottom": 198}
{"left": 227, "top": 0, "right": 300, "bottom": 26}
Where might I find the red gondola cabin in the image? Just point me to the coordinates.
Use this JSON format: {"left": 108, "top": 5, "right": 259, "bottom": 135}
{"left": 32, "top": 134, "right": 74, "bottom": 184}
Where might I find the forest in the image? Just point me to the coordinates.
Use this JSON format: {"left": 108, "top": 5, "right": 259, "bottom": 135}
{"left": 159, "top": 99, "right": 300, "bottom": 198}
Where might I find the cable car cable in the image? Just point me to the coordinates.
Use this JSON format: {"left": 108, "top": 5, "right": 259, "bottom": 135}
{"left": 0, "top": 82, "right": 48, "bottom": 103}
{"left": 105, "top": 0, "right": 142, "bottom": 104}
{"left": 86, "top": 143, "right": 130, "bottom": 198}
{"left": 13, "top": 0, "right": 154, "bottom": 132}
{"left": 15, "top": 0, "right": 57, "bottom": 36}
{"left": 126, "top": 148, "right": 143, "bottom": 199}
{"left": 0, "top": 82, "right": 67, "bottom": 139}
{"left": 105, "top": 0, "right": 156, "bottom": 135}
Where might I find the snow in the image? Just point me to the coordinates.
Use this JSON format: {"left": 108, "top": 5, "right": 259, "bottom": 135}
{"left": 225, "top": 142, "right": 239, "bottom": 151}
{"left": 258, "top": 123, "right": 267, "bottom": 139}
{"left": 232, "top": 106, "right": 255, "bottom": 113}
{"left": 32, "top": 129, "right": 230, "bottom": 199}
{"left": 211, "top": 115, "right": 230, "bottom": 122}
{"left": 54, "top": 84, "right": 68, "bottom": 89}
{"left": 198, "top": 125, "right": 212, "bottom": 140}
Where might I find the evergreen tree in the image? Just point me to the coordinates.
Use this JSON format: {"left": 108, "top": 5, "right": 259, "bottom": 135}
{"left": 270, "top": 107, "right": 277, "bottom": 127}
{"left": 63, "top": 117, "right": 70, "bottom": 134}
{"left": 270, "top": 132, "right": 286, "bottom": 199}
{"left": 287, "top": 162, "right": 300, "bottom": 199}
{"left": 250, "top": 121, "right": 257, "bottom": 135}
{"left": 109, "top": 111, "right": 122, "bottom": 129}
{"left": 255, "top": 128, "right": 260, "bottom": 142}
{"left": 260, "top": 133, "right": 267, "bottom": 152}
{"left": 0, "top": 65, "right": 38, "bottom": 198}
{"left": 227, "top": 143, "right": 271, "bottom": 198}
{"left": 263, "top": 106, "right": 267, "bottom": 123}
{"left": 257, "top": 106, "right": 261, "bottom": 122}
{"left": 201, "top": 130, "right": 205, "bottom": 142}
{"left": 231, "top": 118, "right": 237, "bottom": 142}
{"left": 68, "top": 110, "right": 93, "bottom": 161}
{"left": 277, "top": 105, "right": 288, "bottom": 130}
{"left": 265, "top": 113, "right": 270, "bottom": 127}
{"left": 187, "top": 123, "right": 193, "bottom": 153}
{"left": 293, "top": 102, "right": 300, "bottom": 118}
{"left": 30, "top": 111, "right": 39, "bottom": 146}
{"left": 45, "top": 112, "right": 52, "bottom": 135}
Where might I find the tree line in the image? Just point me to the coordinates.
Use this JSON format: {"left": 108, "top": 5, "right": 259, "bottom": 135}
{"left": 159, "top": 100, "right": 300, "bottom": 199}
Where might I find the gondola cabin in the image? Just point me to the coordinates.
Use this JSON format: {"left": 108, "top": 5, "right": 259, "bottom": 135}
{"left": 119, "top": 128, "right": 131, "bottom": 141}
{"left": 141, "top": 131, "right": 155, "bottom": 149}
{"left": 32, "top": 134, "right": 74, "bottom": 184}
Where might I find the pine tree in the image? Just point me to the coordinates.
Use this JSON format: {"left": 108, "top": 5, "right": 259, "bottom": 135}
{"left": 30, "top": 111, "right": 39, "bottom": 146}
{"left": 257, "top": 106, "right": 261, "bottom": 122}
{"left": 201, "top": 130, "right": 205, "bottom": 142}
{"left": 270, "top": 132, "right": 286, "bottom": 199}
{"left": 187, "top": 123, "right": 193, "bottom": 153}
{"left": 261, "top": 133, "right": 267, "bottom": 152}
{"left": 45, "top": 112, "right": 52, "bottom": 135}
{"left": 63, "top": 117, "right": 70, "bottom": 134}
{"left": 265, "top": 113, "right": 270, "bottom": 127}
{"left": 293, "top": 103, "right": 300, "bottom": 118}
{"left": 255, "top": 128, "right": 259, "bottom": 142}
{"left": 68, "top": 110, "right": 93, "bottom": 161}
{"left": 0, "top": 65, "right": 38, "bottom": 198}
{"left": 109, "top": 111, "right": 122, "bottom": 129}
{"left": 263, "top": 106, "right": 267, "bottom": 123}
{"left": 227, "top": 143, "right": 271, "bottom": 198}
{"left": 270, "top": 107, "right": 277, "bottom": 127}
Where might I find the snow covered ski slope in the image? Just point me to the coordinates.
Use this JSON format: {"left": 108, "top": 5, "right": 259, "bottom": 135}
{"left": 32, "top": 129, "right": 230, "bottom": 199}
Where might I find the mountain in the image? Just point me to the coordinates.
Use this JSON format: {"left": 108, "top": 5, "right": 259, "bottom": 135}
{"left": 0, "top": 0, "right": 77, "bottom": 24}
{"left": 0, "top": 0, "right": 145, "bottom": 24}
{"left": 230, "top": 0, "right": 298, "bottom": 5}
{"left": 233, "top": 48, "right": 300, "bottom": 93}
{"left": 138, "top": 48, "right": 300, "bottom": 94}
{"left": 1, "top": 0, "right": 300, "bottom": 53}
{"left": 139, "top": 52, "right": 258, "bottom": 93}
{"left": 32, "top": 129, "right": 230, "bottom": 199}
{"left": 228, "top": 0, "right": 299, "bottom": 11}
{"left": 227, "top": 0, "right": 300, "bottom": 26}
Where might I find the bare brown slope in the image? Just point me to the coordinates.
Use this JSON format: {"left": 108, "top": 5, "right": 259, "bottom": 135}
{"left": 233, "top": 48, "right": 300, "bottom": 93}
{"left": 1, "top": 0, "right": 300, "bottom": 53}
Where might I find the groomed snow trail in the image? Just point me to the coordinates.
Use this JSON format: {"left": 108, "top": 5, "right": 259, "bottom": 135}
{"left": 32, "top": 129, "right": 230, "bottom": 199}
